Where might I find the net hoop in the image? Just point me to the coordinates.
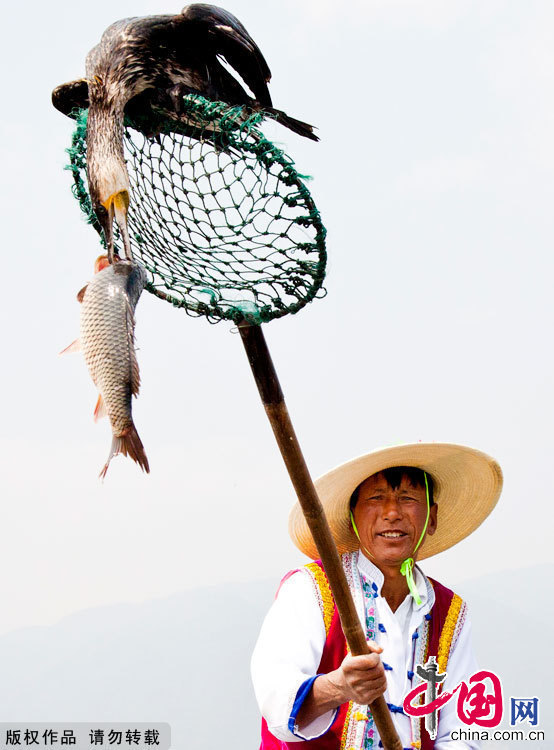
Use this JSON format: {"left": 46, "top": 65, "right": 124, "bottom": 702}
{"left": 66, "top": 96, "right": 327, "bottom": 325}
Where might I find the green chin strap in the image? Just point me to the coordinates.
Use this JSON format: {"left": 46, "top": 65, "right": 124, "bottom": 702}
{"left": 400, "top": 472, "right": 430, "bottom": 605}
{"left": 350, "top": 510, "right": 374, "bottom": 561}
{"left": 350, "top": 471, "right": 431, "bottom": 606}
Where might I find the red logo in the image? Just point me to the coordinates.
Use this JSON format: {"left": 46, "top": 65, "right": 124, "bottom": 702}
{"left": 403, "top": 666, "right": 503, "bottom": 733}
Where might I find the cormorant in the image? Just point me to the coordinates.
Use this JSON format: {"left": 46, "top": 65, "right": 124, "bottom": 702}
{"left": 52, "top": 4, "right": 319, "bottom": 264}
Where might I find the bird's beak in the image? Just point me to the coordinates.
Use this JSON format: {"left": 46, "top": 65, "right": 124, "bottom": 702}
{"left": 102, "top": 190, "right": 132, "bottom": 261}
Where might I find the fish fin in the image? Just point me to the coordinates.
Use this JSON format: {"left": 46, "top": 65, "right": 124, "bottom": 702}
{"left": 130, "top": 338, "right": 141, "bottom": 396}
{"left": 131, "top": 356, "right": 141, "bottom": 396}
{"left": 76, "top": 285, "right": 88, "bottom": 303}
{"left": 94, "top": 255, "right": 110, "bottom": 273}
{"left": 125, "top": 298, "right": 136, "bottom": 330}
{"left": 98, "top": 425, "right": 150, "bottom": 480}
{"left": 99, "top": 436, "right": 122, "bottom": 481}
{"left": 93, "top": 394, "right": 107, "bottom": 422}
{"left": 125, "top": 301, "right": 141, "bottom": 396}
{"left": 59, "top": 338, "right": 81, "bottom": 355}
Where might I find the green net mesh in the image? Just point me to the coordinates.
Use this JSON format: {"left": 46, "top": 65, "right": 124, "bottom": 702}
{"left": 66, "top": 96, "right": 327, "bottom": 324}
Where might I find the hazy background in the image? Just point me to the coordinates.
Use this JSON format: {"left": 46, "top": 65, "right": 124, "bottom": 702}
{"left": 0, "top": 569, "right": 550, "bottom": 748}
{"left": 1, "top": 0, "right": 551, "bottom": 746}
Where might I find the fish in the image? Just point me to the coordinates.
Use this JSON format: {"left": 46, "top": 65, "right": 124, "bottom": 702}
{"left": 63, "top": 255, "right": 150, "bottom": 478}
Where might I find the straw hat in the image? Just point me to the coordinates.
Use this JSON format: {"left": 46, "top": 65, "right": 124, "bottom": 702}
{"left": 289, "top": 443, "right": 503, "bottom": 560}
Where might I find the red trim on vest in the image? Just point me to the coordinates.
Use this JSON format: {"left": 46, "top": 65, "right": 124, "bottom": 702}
{"left": 419, "top": 577, "right": 457, "bottom": 750}
{"left": 275, "top": 569, "right": 300, "bottom": 599}
{"left": 259, "top": 565, "right": 459, "bottom": 750}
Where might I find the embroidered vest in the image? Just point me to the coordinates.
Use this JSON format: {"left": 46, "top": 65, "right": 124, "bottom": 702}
{"left": 260, "top": 555, "right": 466, "bottom": 750}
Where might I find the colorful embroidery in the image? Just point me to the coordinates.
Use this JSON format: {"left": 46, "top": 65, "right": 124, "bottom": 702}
{"left": 305, "top": 562, "right": 335, "bottom": 637}
{"left": 358, "top": 567, "right": 378, "bottom": 748}
{"left": 360, "top": 574, "right": 377, "bottom": 643}
{"left": 409, "top": 592, "right": 430, "bottom": 750}
{"left": 335, "top": 553, "right": 374, "bottom": 750}
{"left": 343, "top": 552, "right": 359, "bottom": 656}
{"left": 451, "top": 599, "right": 467, "bottom": 652}
{"left": 340, "top": 701, "right": 354, "bottom": 750}
{"left": 437, "top": 593, "right": 463, "bottom": 673}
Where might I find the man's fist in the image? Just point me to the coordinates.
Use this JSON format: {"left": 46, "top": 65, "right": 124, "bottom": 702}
{"left": 296, "top": 642, "right": 387, "bottom": 731}
{"left": 329, "top": 642, "right": 387, "bottom": 705}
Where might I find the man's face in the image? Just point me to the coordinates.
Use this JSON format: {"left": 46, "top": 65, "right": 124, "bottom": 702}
{"left": 352, "top": 471, "right": 438, "bottom": 569}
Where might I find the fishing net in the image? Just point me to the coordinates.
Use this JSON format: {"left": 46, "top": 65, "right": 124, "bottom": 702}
{"left": 66, "top": 95, "right": 327, "bottom": 324}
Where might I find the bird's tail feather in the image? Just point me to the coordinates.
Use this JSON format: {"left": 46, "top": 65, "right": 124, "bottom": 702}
{"left": 265, "top": 107, "right": 319, "bottom": 142}
{"left": 99, "top": 425, "right": 150, "bottom": 479}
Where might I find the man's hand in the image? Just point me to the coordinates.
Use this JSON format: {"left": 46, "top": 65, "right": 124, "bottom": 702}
{"left": 296, "top": 642, "right": 387, "bottom": 732}
{"left": 329, "top": 644, "right": 387, "bottom": 705}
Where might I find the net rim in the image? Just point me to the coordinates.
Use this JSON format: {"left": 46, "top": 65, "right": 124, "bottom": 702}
{"left": 65, "top": 96, "right": 327, "bottom": 325}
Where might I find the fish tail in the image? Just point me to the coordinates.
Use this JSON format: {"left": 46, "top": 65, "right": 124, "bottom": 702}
{"left": 99, "top": 424, "right": 150, "bottom": 480}
{"left": 119, "top": 425, "right": 150, "bottom": 473}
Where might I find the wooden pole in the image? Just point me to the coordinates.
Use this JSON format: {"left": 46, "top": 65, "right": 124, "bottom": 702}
{"left": 238, "top": 323, "right": 403, "bottom": 750}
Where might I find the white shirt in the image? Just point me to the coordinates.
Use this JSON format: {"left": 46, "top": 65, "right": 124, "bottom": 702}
{"left": 251, "top": 551, "right": 480, "bottom": 749}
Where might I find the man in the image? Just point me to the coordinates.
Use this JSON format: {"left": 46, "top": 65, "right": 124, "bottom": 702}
{"left": 251, "top": 443, "right": 503, "bottom": 749}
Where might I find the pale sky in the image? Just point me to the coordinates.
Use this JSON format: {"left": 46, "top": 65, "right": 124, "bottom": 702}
{"left": 1, "top": 0, "right": 552, "bottom": 636}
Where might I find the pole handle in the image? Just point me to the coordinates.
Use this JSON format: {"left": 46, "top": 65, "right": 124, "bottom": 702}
{"left": 238, "top": 323, "right": 403, "bottom": 750}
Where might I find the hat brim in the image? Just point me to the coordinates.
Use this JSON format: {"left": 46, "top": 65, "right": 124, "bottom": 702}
{"left": 288, "top": 443, "right": 503, "bottom": 560}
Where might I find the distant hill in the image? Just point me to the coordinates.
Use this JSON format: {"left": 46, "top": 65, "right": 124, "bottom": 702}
{"left": 0, "top": 567, "right": 549, "bottom": 749}
{"left": 456, "top": 567, "right": 552, "bottom": 749}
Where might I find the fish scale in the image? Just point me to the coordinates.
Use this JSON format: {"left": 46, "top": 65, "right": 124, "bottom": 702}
{"left": 79, "top": 259, "right": 149, "bottom": 477}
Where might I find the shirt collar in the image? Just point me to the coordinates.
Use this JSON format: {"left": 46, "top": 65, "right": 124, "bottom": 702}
{"left": 355, "top": 549, "right": 432, "bottom": 611}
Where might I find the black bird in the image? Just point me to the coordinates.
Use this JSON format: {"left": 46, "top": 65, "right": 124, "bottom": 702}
{"left": 52, "top": 4, "right": 318, "bottom": 263}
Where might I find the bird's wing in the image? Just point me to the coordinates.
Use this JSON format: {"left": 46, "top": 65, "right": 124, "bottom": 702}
{"left": 52, "top": 79, "right": 89, "bottom": 118}
{"left": 177, "top": 4, "right": 273, "bottom": 106}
